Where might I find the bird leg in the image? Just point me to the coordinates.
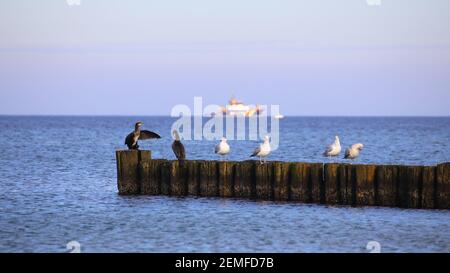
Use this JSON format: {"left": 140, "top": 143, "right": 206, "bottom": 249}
{"left": 131, "top": 144, "right": 139, "bottom": 150}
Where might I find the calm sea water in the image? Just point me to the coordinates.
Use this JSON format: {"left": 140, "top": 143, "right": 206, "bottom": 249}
{"left": 0, "top": 116, "right": 449, "bottom": 253}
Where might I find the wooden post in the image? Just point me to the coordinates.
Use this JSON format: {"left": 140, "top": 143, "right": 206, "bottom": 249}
{"left": 398, "top": 166, "right": 422, "bottom": 208}
{"left": 160, "top": 160, "right": 171, "bottom": 195}
{"left": 169, "top": 161, "right": 187, "bottom": 196}
{"left": 376, "top": 165, "right": 398, "bottom": 207}
{"left": 354, "top": 164, "right": 377, "bottom": 206}
{"left": 218, "top": 161, "right": 235, "bottom": 197}
{"left": 255, "top": 162, "right": 274, "bottom": 200}
{"left": 436, "top": 163, "right": 450, "bottom": 209}
{"left": 199, "top": 161, "right": 219, "bottom": 196}
{"left": 117, "top": 154, "right": 449, "bottom": 210}
{"left": 116, "top": 150, "right": 151, "bottom": 195}
{"left": 273, "top": 162, "right": 290, "bottom": 201}
{"left": 339, "top": 164, "right": 354, "bottom": 206}
{"left": 323, "top": 163, "right": 340, "bottom": 204}
{"left": 310, "top": 163, "right": 324, "bottom": 203}
{"left": 290, "top": 163, "right": 311, "bottom": 202}
{"left": 139, "top": 159, "right": 166, "bottom": 195}
{"left": 422, "top": 166, "right": 436, "bottom": 209}
{"left": 186, "top": 161, "right": 200, "bottom": 196}
{"left": 234, "top": 161, "right": 255, "bottom": 198}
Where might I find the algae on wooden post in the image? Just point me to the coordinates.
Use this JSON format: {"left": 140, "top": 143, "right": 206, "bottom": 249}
{"left": 139, "top": 159, "right": 166, "bottom": 195}
{"left": 255, "top": 162, "right": 274, "bottom": 200}
{"left": 273, "top": 162, "right": 291, "bottom": 201}
{"left": 218, "top": 161, "right": 235, "bottom": 197}
{"left": 339, "top": 164, "right": 354, "bottom": 206}
{"left": 436, "top": 163, "right": 450, "bottom": 209}
{"left": 398, "top": 166, "right": 422, "bottom": 208}
{"left": 376, "top": 165, "right": 398, "bottom": 207}
{"left": 290, "top": 163, "right": 311, "bottom": 202}
{"left": 422, "top": 166, "right": 436, "bottom": 209}
{"left": 354, "top": 164, "right": 377, "bottom": 206}
{"left": 199, "top": 161, "right": 219, "bottom": 196}
{"left": 170, "top": 160, "right": 188, "bottom": 196}
{"left": 310, "top": 163, "right": 324, "bottom": 203}
{"left": 117, "top": 153, "right": 448, "bottom": 210}
{"left": 323, "top": 163, "right": 340, "bottom": 204}
{"left": 116, "top": 150, "right": 151, "bottom": 195}
{"left": 160, "top": 160, "right": 172, "bottom": 195}
{"left": 234, "top": 161, "right": 255, "bottom": 198}
{"left": 186, "top": 160, "right": 200, "bottom": 196}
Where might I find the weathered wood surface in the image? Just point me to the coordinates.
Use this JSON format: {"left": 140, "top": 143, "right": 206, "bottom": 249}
{"left": 234, "top": 161, "right": 255, "bottom": 198}
{"left": 436, "top": 163, "right": 450, "bottom": 209}
{"left": 218, "top": 161, "right": 235, "bottom": 197}
{"left": 116, "top": 150, "right": 151, "bottom": 195}
{"left": 116, "top": 151, "right": 450, "bottom": 209}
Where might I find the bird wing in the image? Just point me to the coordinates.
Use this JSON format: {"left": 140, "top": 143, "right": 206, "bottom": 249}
{"left": 172, "top": 141, "right": 186, "bottom": 160}
{"left": 250, "top": 145, "right": 261, "bottom": 157}
{"left": 344, "top": 148, "right": 351, "bottom": 158}
{"left": 139, "top": 130, "right": 161, "bottom": 140}
{"left": 215, "top": 144, "right": 220, "bottom": 154}
{"left": 125, "top": 132, "right": 134, "bottom": 146}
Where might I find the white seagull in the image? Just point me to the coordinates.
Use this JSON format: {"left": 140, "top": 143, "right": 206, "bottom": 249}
{"left": 344, "top": 143, "right": 364, "bottom": 160}
{"left": 250, "top": 135, "right": 271, "bottom": 164}
{"left": 215, "top": 137, "right": 230, "bottom": 160}
{"left": 323, "top": 136, "right": 342, "bottom": 157}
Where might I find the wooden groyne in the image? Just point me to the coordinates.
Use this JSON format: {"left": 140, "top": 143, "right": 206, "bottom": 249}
{"left": 116, "top": 150, "right": 450, "bottom": 210}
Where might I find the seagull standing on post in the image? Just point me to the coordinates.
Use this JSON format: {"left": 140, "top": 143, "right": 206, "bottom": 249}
{"left": 124, "top": 121, "right": 161, "bottom": 150}
{"left": 344, "top": 143, "right": 364, "bottom": 161}
{"left": 250, "top": 135, "right": 271, "bottom": 164}
{"left": 215, "top": 137, "right": 230, "bottom": 160}
{"left": 323, "top": 136, "right": 342, "bottom": 158}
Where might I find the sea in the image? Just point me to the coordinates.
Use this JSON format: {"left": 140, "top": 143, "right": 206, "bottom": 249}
{"left": 0, "top": 116, "right": 449, "bottom": 252}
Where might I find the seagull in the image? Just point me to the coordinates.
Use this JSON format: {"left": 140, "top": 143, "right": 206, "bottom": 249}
{"left": 250, "top": 135, "right": 271, "bottom": 164}
{"left": 323, "top": 136, "right": 341, "bottom": 157}
{"left": 215, "top": 137, "right": 230, "bottom": 160}
{"left": 344, "top": 143, "right": 364, "bottom": 160}
{"left": 171, "top": 130, "right": 186, "bottom": 165}
{"left": 124, "top": 121, "right": 161, "bottom": 150}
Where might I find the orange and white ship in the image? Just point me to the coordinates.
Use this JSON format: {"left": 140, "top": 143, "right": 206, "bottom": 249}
{"left": 219, "top": 96, "right": 263, "bottom": 117}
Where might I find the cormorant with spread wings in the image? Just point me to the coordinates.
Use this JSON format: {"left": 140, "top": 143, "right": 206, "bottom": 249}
{"left": 125, "top": 121, "right": 161, "bottom": 150}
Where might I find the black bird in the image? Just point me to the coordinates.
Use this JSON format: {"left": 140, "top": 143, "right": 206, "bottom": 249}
{"left": 171, "top": 130, "right": 185, "bottom": 165}
{"left": 124, "top": 121, "right": 161, "bottom": 150}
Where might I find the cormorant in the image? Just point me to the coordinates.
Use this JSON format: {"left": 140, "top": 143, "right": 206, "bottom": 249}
{"left": 124, "top": 121, "right": 161, "bottom": 150}
{"left": 171, "top": 130, "right": 186, "bottom": 164}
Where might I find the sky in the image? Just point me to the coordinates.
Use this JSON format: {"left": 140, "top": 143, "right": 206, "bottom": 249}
{"left": 0, "top": 0, "right": 449, "bottom": 116}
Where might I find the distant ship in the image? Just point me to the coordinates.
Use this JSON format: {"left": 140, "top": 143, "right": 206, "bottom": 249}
{"left": 219, "top": 96, "right": 263, "bottom": 117}
{"left": 274, "top": 114, "right": 284, "bottom": 119}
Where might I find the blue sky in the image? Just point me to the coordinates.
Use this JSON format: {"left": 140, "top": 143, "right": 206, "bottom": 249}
{"left": 0, "top": 0, "right": 449, "bottom": 116}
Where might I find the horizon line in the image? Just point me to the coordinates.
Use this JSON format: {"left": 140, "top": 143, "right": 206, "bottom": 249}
{"left": 0, "top": 114, "right": 449, "bottom": 118}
